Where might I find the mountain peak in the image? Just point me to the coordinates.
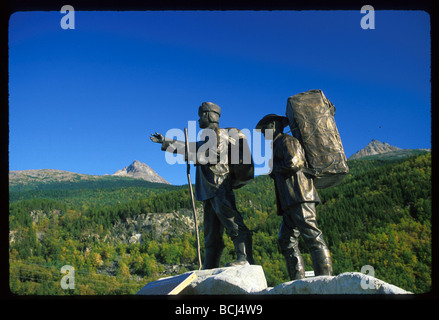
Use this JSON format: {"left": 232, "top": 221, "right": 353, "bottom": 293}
{"left": 367, "top": 139, "right": 401, "bottom": 149}
{"left": 348, "top": 139, "right": 402, "bottom": 160}
{"left": 127, "top": 160, "right": 146, "bottom": 171}
{"left": 113, "top": 161, "right": 171, "bottom": 184}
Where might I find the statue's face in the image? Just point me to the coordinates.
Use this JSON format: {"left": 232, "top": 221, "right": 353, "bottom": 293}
{"left": 198, "top": 111, "right": 210, "bottom": 129}
{"left": 261, "top": 121, "right": 275, "bottom": 140}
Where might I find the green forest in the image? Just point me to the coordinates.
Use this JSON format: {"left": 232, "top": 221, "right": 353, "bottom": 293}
{"left": 9, "top": 152, "right": 432, "bottom": 295}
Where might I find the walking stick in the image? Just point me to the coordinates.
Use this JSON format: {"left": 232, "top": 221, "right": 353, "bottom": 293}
{"left": 184, "top": 128, "right": 202, "bottom": 270}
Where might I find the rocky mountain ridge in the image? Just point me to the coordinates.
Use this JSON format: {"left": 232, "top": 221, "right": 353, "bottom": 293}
{"left": 9, "top": 160, "right": 170, "bottom": 186}
{"left": 9, "top": 169, "right": 100, "bottom": 187}
{"left": 113, "top": 160, "right": 170, "bottom": 184}
{"left": 348, "top": 139, "right": 401, "bottom": 160}
{"left": 348, "top": 139, "right": 429, "bottom": 160}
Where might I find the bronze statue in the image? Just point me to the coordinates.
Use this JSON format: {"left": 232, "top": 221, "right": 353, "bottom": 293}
{"left": 150, "top": 102, "right": 254, "bottom": 269}
{"left": 256, "top": 114, "right": 333, "bottom": 280}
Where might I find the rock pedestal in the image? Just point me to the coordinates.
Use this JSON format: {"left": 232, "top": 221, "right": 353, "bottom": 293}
{"left": 137, "top": 265, "right": 412, "bottom": 295}
{"left": 180, "top": 264, "right": 267, "bottom": 295}
{"left": 258, "top": 272, "right": 412, "bottom": 295}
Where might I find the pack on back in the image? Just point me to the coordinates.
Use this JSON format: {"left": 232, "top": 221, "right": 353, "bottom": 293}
{"left": 286, "top": 89, "right": 349, "bottom": 189}
{"left": 225, "top": 128, "right": 254, "bottom": 189}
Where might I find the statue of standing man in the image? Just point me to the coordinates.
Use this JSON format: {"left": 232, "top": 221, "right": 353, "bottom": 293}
{"left": 150, "top": 102, "right": 254, "bottom": 269}
{"left": 256, "top": 114, "right": 333, "bottom": 280}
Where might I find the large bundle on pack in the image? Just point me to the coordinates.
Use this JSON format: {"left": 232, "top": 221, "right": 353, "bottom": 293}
{"left": 225, "top": 128, "right": 254, "bottom": 189}
{"left": 286, "top": 89, "right": 349, "bottom": 189}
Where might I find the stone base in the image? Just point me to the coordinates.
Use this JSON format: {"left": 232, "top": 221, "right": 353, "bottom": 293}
{"left": 257, "top": 272, "right": 412, "bottom": 295}
{"left": 180, "top": 264, "right": 267, "bottom": 295}
{"left": 137, "top": 265, "right": 412, "bottom": 295}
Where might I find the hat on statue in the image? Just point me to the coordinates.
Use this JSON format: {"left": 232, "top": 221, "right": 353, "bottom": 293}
{"left": 255, "top": 114, "right": 289, "bottom": 131}
{"left": 198, "top": 102, "right": 221, "bottom": 117}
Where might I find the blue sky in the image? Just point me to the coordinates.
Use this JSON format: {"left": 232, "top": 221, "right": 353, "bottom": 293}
{"left": 9, "top": 10, "right": 431, "bottom": 185}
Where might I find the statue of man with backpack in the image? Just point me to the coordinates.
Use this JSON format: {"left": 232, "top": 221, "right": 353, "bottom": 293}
{"left": 150, "top": 102, "right": 254, "bottom": 269}
{"left": 256, "top": 114, "right": 333, "bottom": 280}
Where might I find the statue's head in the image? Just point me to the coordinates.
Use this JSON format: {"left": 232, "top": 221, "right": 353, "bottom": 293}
{"left": 198, "top": 102, "right": 221, "bottom": 128}
{"left": 255, "top": 114, "right": 289, "bottom": 140}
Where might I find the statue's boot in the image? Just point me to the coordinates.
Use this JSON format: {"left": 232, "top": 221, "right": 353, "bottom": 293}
{"left": 310, "top": 247, "right": 333, "bottom": 276}
{"left": 284, "top": 252, "right": 306, "bottom": 280}
{"left": 202, "top": 246, "right": 223, "bottom": 270}
{"left": 278, "top": 226, "right": 304, "bottom": 280}
{"left": 225, "top": 237, "right": 249, "bottom": 267}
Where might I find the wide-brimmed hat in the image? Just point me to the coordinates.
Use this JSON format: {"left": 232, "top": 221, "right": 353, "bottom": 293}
{"left": 255, "top": 114, "right": 289, "bottom": 131}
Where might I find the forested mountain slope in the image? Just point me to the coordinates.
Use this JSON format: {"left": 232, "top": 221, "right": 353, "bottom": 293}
{"left": 9, "top": 152, "right": 431, "bottom": 294}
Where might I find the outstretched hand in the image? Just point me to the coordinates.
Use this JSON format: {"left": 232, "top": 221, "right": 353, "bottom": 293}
{"left": 150, "top": 132, "right": 164, "bottom": 144}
